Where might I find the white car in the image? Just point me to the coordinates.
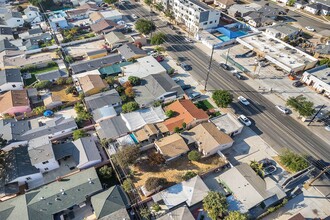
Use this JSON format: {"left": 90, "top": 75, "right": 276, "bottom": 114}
{"left": 325, "top": 125, "right": 330, "bottom": 131}
{"left": 305, "top": 26, "right": 315, "bottom": 32}
{"left": 238, "top": 96, "right": 250, "bottom": 105}
{"left": 238, "top": 115, "right": 251, "bottom": 126}
{"left": 132, "top": 14, "right": 138, "bottom": 19}
{"left": 275, "top": 105, "right": 289, "bottom": 114}
{"left": 185, "top": 37, "right": 192, "bottom": 43}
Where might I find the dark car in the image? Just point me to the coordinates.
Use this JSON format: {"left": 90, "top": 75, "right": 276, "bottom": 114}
{"left": 180, "top": 84, "right": 192, "bottom": 90}
{"left": 181, "top": 63, "right": 192, "bottom": 71}
{"left": 176, "top": 30, "right": 183, "bottom": 35}
{"left": 233, "top": 72, "right": 243, "bottom": 79}
{"left": 220, "top": 63, "right": 230, "bottom": 70}
{"left": 292, "top": 81, "right": 303, "bottom": 87}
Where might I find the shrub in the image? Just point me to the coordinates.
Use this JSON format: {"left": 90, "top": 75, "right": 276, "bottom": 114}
{"left": 212, "top": 90, "right": 233, "bottom": 108}
{"left": 152, "top": 203, "right": 161, "bottom": 212}
{"left": 105, "top": 76, "right": 115, "bottom": 85}
{"left": 66, "top": 77, "right": 73, "bottom": 84}
{"left": 115, "top": 146, "right": 140, "bottom": 167}
{"left": 33, "top": 106, "right": 46, "bottom": 115}
{"left": 116, "top": 85, "right": 125, "bottom": 94}
{"left": 203, "top": 191, "right": 228, "bottom": 220}
{"left": 151, "top": 32, "right": 166, "bottom": 45}
{"left": 165, "top": 110, "right": 175, "bottom": 118}
{"left": 174, "top": 126, "right": 180, "bottom": 133}
{"left": 65, "top": 86, "right": 76, "bottom": 94}
{"left": 153, "top": 100, "right": 162, "bottom": 107}
{"left": 182, "top": 171, "right": 197, "bottom": 181}
{"left": 125, "top": 87, "right": 135, "bottom": 98}
{"left": 128, "top": 76, "right": 141, "bottom": 86}
{"left": 135, "top": 19, "right": 156, "bottom": 35}
{"left": 188, "top": 150, "right": 201, "bottom": 161}
{"left": 122, "top": 101, "right": 139, "bottom": 113}
{"left": 145, "top": 177, "right": 167, "bottom": 191}
{"left": 98, "top": 165, "right": 113, "bottom": 180}
{"left": 56, "top": 77, "right": 66, "bottom": 85}
{"left": 121, "top": 94, "right": 128, "bottom": 102}
{"left": 279, "top": 149, "right": 309, "bottom": 172}
{"left": 122, "top": 178, "right": 133, "bottom": 192}
{"left": 73, "top": 129, "right": 88, "bottom": 140}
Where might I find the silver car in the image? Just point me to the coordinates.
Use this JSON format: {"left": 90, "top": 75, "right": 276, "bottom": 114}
{"left": 275, "top": 105, "right": 289, "bottom": 114}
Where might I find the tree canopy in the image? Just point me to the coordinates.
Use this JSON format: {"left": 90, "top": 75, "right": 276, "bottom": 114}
{"left": 98, "top": 165, "right": 113, "bottom": 180}
{"left": 122, "top": 101, "right": 139, "bottom": 113}
{"left": 188, "top": 150, "right": 201, "bottom": 161}
{"left": 122, "top": 178, "right": 133, "bottom": 192}
{"left": 225, "top": 211, "right": 248, "bottom": 220}
{"left": 145, "top": 177, "right": 167, "bottom": 191}
{"left": 115, "top": 146, "right": 140, "bottom": 167}
{"left": 128, "top": 76, "right": 141, "bottom": 86}
{"left": 203, "top": 191, "right": 228, "bottom": 220}
{"left": 151, "top": 32, "right": 166, "bottom": 45}
{"left": 34, "top": 80, "right": 52, "bottom": 90}
{"left": 286, "top": 95, "right": 315, "bottom": 117}
{"left": 279, "top": 149, "right": 309, "bottom": 172}
{"left": 135, "top": 19, "right": 156, "bottom": 35}
{"left": 73, "top": 130, "right": 88, "bottom": 140}
{"left": 212, "top": 90, "right": 233, "bottom": 108}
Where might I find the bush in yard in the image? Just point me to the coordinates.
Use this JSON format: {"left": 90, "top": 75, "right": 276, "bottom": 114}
{"left": 154, "top": 46, "right": 165, "bottom": 53}
{"left": 121, "top": 94, "right": 128, "bottom": 102}
{"left": 128, "top": 76, "right": 141, "bottom": 86}
{"left": 182, "top": 122, "right": 187, "bottom": 129}
{"left": 98, "top": 165, "right": 113, "bottom": 180}
{"left": 34, "top": 80, "right": 52, "bottom": 90}
{"left": 225, "top": 211, "right": 248, "bottom": 220}
{"left": 105, "top": 76, "right": 115, "bottom": 86}
{"left": 188, "top": 150, "right": 201, "bottom": 161}
{"left": 104, "top": 0, "right": 118, "bottom": 4}
{"left": 212, "top": 90, "right": 233, "bottom": 108}
{"left": 151, "top": 32, "right": 166, "bottom": 45}
{"left": 122, "top": 101, "right": 139, "bottom": 113}
{"left": 140, "top": 207, "right": 151, "bottom": 220}
{"left": 73, "top": 129, "right": 88, "bottom": 140}
{"left": 167, "top": 68, "right": 175, "bottom": 75}
{"left": 116, "top": 85, "right": 125, "bottom": 94}
{"left": 115, "top": 146, "right": 140, "bottom": 167}
{"left": 203, "top": 191, "right": 228, "bottom": 220}
{"left": 148, "top": 152, "right": 165, "bottom": 165}
{"left": 65, "top": 55, "right": 74, "bottom": 63}
{"left": 135, "top": 19, "right": 156, "bottom": 35}
{"left": 145, "top": 177, "right": 167, "bottom": 191}
{"left": 250, "top": 160, "right": 264, "bottom": 178}
{"left": 152, "top": 203, "right": 161, "bottom": 212}
{"left": 122, "top": 178, "right": 133, "bottom": 192}
{"left": 66, "top": 86, "right": 76, "bottom": 94}
{"left": 33, "top": 106, "right": 46, "bottom": 115}
{"left": 153, "top": 100, "right": 162, "bottom": 107}
{"left": 279, "top": 149, "right": 309, "bottom": 172}
{"left": 125, "top": 87, "right": 135, "bottom": 98}
{"left": 66, "top": 77, "right": 73, "bottom": 84}
{"left": 165, "top": 110, "right": 175, "bottom": 118}
{"left": 47, "top": 61, "right": 57, "bottom": 67}
{"left": 182, "top": 171, "right": 197, "bottom": 181}
{"left": 174, "top": 126, "right": 180, "bottom": 133}
{"left": 144, "top": 0, "right": 152, "bottom": 5}
{"left": 56, "top": 77, "right": 66, "bottom": 85}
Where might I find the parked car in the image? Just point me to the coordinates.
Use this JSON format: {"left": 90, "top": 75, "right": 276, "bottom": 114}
{"left": 181, "top": 62, "right": 192, "bottom": 71}
{"left": 176, "top": 30, "right": 183, "bottom": 35}
{"left": 220, "top": 63, "right": 230, "bottom": 70}
{"left": 172, "top": 77, "right": 181, "bottom": 83}
{"left": 292, "top": 81, "right": 303, "bottom": 87}
{"left": 264, "top": 165, "right": 277, "bottom": 176}
{"left": 275, "top": 105, "right": 289, "bottom": 114}
{"left": 233, "top": 72, "right": 243, "bottom": 79}
{"left": 180, "top": 84, "right": 192, "bottom": 90}
{"left": 238, "top": 96, "right": 250, "bottom": 105}
{"left": 132, "top": 14, "right": 138, "bottom": 19}
{"left": 305, "top": 26, "right": 315, "bottom": 32}
{"left": 188, "top": 92, "right": 201, "bottom": 100}
{"left": 185, "top": 37, "right": 193, "bottom": 43}
{"left": 155, "top": 55, "right": 164, "bottom": 62}
{"left": 325, "top": 125, "right": 330, "bottom": 131}
{"left": 238, "top": 115, "right": 251, "bottom": 126}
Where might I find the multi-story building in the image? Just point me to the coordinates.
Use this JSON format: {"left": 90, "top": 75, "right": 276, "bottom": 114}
{"left": 168, "top": 0, "right": 221, "bottom": 34}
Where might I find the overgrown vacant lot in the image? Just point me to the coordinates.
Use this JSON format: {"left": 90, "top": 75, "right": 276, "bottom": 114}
{"left": 130, "top": 151, "right": 227, "bottom": 192}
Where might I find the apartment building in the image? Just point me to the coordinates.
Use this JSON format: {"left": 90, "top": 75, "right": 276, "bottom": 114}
{"left": 168, "top": 0, "right": 221, "bottom": 34}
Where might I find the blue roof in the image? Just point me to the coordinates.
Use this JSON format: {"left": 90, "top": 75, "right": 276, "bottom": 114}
{"left": 99, "top": 62, "right": 132, "bottom": 75}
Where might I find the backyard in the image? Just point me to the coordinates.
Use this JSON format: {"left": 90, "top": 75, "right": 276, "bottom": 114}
{"left": 50, "top": 85, "right": 80, "bottom": 102}
{"left": 23, "top": 63, "right": 59, "bottom": 86}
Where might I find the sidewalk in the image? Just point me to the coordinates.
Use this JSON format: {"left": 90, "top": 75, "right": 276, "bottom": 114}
{"left": 193, "top": 42, "right": 330, "bottom": 144}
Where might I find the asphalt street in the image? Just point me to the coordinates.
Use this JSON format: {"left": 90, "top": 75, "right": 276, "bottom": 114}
{"left": 118, "top": 3, "right": 330, "bottom": 169}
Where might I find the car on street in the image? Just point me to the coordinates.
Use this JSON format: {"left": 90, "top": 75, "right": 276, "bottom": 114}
{"left": 238, "top": 115, "right": 251, "bottom": 126}
{"left": 305, "top": 26, "right": 315, "bottom": 32}
{"left": 181, "top": 62, "right": 192, "bottom": 71}
{"left": 292, "top": 81, "right": 303, "bottom": 87}
{"left": 172, "top": 77, "right": 181, "bottom": 83}
{"left": 180, "top": 84, "right": 192, "bottom": 90}
{"left": 238, "top": 96, "right": 250, "bottom": 105}
{"left": 176, "top": 30, "right": 183, "bottom": 35}
{"left": 188, "top": 92, "right": 201, "bottom": 100}
{"left": 233, "top": 72, "right": 243, "bottom": 79}
{"left": 275, "top": 105, "right": 289, "bottom": 114}
{"left": 219, "top": 63, "right": 230, "bottom": 70}
{"left": 185, "top": 37, "right": 192, "bottom": 43}
{"left": 325, "top": 125, "right": 330, "bottom": 131}
{"left": 132, "top": 14, "right": 138, "bottom": 19}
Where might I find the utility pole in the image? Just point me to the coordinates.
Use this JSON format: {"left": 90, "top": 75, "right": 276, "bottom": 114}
{"left": 225, "top": 47, "right": 231, "bottom": 65}
{"left": 204, "top": 45, "right": 215, "bottom": 91}
{"left": 305, "top": 166, "right": 330, "bottom": 188}
{"left": 308, "top": 104, "right": 325, "bottom": 126}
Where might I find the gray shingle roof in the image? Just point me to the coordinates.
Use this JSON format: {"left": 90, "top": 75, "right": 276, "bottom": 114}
{"left": 4, "top": 11, "right": 22, "bottom": 20}
{"left": 117, "top": 43, "right": 147, "bottom": 60}
{"left": 267, "top": 24, "right": 300, "bottom": 36}
{"left": 70, "top": 54, "right": 122, "bottom": 74}
{"left": 0, "top": 39, "right": 18, "bottom": 52}
{"left": 91, "top": 185, "right": 130, "bottom": 219}
{"left": 104, "top": 31, "right": 128, "bottom": 45}
{"left": 35, "top": 69, "right": 67, "bottom": 81}
{"left": 86, "top": 48, "right": 107, "bottom": 57}
{"left": 0, "top": 26, "right": 13, "bottom": 36}
{"left": 156, "top": 206, "right": 194, "bottom": 220}
{"left": 28, "top": 27, "right": 43, "bottom": 35}
{"left": 316, "top": 44, "right": 330, "bottom": 55}
{"left": 84, "top": 89, "right": 121, "bottom": 111}
{"left": 0, "top": 69, "right": 22, "bottom": 86}
{"left": 96, "top": 116, "right": 129, "bottom": 139}
{"left": 28, "top": 136, "right": 54, "bottom": 165}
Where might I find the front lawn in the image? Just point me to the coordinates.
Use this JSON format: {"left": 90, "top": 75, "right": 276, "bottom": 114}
{"left": 195, "top": 99, "right": 214, "bottom": 111}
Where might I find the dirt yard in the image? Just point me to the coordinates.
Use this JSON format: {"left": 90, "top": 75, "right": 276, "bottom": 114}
{"left": 50, "top": 85, "right": 80, "bottom": 102}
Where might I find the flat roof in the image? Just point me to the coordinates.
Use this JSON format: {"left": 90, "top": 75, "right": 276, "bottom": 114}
{"left": 237, "top": 32, "right": 318, "bottom": 72}
{"left": 306, "top": 65, "right": 330, "bottom": 84}
{"left": 210, "top": 113, "right": 243, "bottom": 135}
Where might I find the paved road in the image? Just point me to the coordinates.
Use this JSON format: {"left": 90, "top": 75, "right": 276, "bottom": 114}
{"left": 119, "top": 3, "right": 330, "bottom": 169}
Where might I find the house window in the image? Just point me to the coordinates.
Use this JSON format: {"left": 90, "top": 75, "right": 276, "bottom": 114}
{"left": 26, "top": 177, "right": 32, "bottom": 180}
{"left": 42, "top": 161, "right": 49, "bottom": 164}
{"left": 12, "top": 84, "right": 16, "bottom": 88}
{"left": 209, "top": 21, "right": 213, "bottom": 24}
{"left": 17, "top": 20, "right": 20, "bottom": 22}
{"left": 203, "top": 22, "right": 207, "bottom": 25}
{"left": 45, "top": 168, "right": 49, "bottom": 171}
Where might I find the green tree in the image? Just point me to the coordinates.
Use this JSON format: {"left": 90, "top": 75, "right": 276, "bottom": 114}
{"left": 116, "top": 85, "right": 125, "bottom": 94}
{"left": 0, "top": 137, "right": 8, "bottom": 148}
{"left": 66, "top": 77, "right": 73, "bottom": 84}
{"left": 73, "top": 129, "right": 88, "bottom": 140}
{"left": 212, "top": 90, "right": 233, "bottom": 108}
{"left": 153, "top": 100, "right": 162, "bottom": 107}
{"left": 279, "top": 149, "right": 309, "bottom": 172}
{"left": 128, "top": 76, "right": 141, "bottom": 86}
{"left": 144, "top": 0, "right": 152, "bottom": 6}
{"left": 286, "top": 95, "right": 315, "bottom": 117}
{"left": 188, "top": 150, "right": 201, "bottom": 161}
{"left": 174, "top": 126, "right": 180, "bottom": 133}
{"left": 151, "top": 32, "right": 166, "bottom": 45}
{"left": 65, "top": 86, "right": 76, "bottom": 94}
{"left": 152, "top": 203, "right": 161, "bottom": 212}
{"left": 33, "top": 106, "right": 46, "bottom": 115}
{"left": 182, "top": 171, "right": 197, "bottom": 181}
{"left": 34, "top": 80, "right": 52, "bottom": 90}
{"left": 140, "top": 207, "right": 151, "bottom": 220}
{"left": 145, "top": 177, "right": 167, "bottom": 191}
{"left": 104, "top": 0, "right": 118, "bottom": 4}
{"left": 100, "top": 138, "right": 113, "bottom": 148}
{"left": 250, "top": 160, "right": 264, "bottom": 178}
{"left": 98, "top": 165, "right": 113, "bottom": 180}
{"left": 122, "top": 101, "right": 139, "bottom": 113}
{"left": 203, "top": 191, "right": 228, "bottom": 220}
{"left": 154, "top": 2, "right": 164, "bottom": 11}
{"left": 135, "top": 19, "right": 156, "bottom": 35}
{"left": 65, "top": 55, "right": 73, "bottom": 63}
{"left": 121, "top": 94, "right": 128, "bottom": 103}
{"left": 225, "top": 211, "right": 248, "bottom": 220}
{"left": 182, "top": 122, "right": 187, "bottom": 129}
{"left": 154, "top": 46, "right": 165, "bottom": 53}
{"left": 319, "top": 58, "right": 330, "bottom": 66}
{"left": 286, "top": 0, "right": 295, "bottom": 6}
{"left": 105, "top": 76, "right": 115, "bottom": 86}
{"left": 115, "top": 146, "right": 140, "bottom": 167}
{"left": 164, "top": 10, "right": 175, "bottom": 22}
{"left": 122, "top": 178, "right": 133, "bottom": 192}
{"left": 56, "top": 77, "right": 66, "bottom": 85}
{"left": 165, "top": 110, "right": 175, "bottom": 118}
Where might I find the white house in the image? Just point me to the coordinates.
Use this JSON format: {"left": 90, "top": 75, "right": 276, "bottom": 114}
{"left": 23, "top": 5, "right": 42, "bottom": 24}
{"left": 210, "top": 113, "right": 244, "bottom": 137}
{"left": 28, "top": 136, "right": 60, "bottom": 173}
{"left": 301, "top": 65, "right": 330, "bottom": 98}
{"left": 304, "top": 3, "right": 322, "bottom": 14}
{"left": 4, "top": 11, "right": 24, "bottom": 28}
{"left": 0, "top": 69, "right": 24, "bottom": 92}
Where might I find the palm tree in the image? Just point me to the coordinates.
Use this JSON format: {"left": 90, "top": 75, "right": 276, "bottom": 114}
{"left": 250, "top": 160, "right": 264, "bottom": 178}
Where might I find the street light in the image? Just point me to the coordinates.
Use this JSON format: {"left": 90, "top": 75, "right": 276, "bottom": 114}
{"left": 204, "top": 45, "right": 215, "bottom": 91}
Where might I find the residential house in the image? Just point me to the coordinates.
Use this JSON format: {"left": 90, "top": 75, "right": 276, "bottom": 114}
{"left": 294, "top": 0, "right": 309, "bottom": 9}
{"left": 4, "top": 11, "right": 24, "bottom": 28}
{"left": 23, "top": 5, "right": 42, "bottom": 24}
{"left": 27, "top": 88, "right": 42, "bottom": 106}
{"left": 163, "top": 99, "right": 209, "bottom": 132}
{"left": 169, "top": 0, "right": 221, "bottom": 34}
{"left": 245, "top": 5, "right": 284, "bottom": 27}
{"left": 77, "top": 74, "right": 108, "bottom": 96}
{"left": 0, "top": 39, "right": 18, "bottom": 52}
{"left": 84, "top": 89, "right": 122, "bottom": 111}
{"left": 117, "top": 43, "right": 147, "bottom": 60}
{"left": 119, "top": 56, "right": 167, "bottom": 83}
{"left": 49, "top": 15, "right": 68, "bottom": 32}
{"left": 154, "top": 133, "right": 190, "bottom": 162}
{"left": 92, "top": 105, "right": 117, "bottom": 123}
{"left": 210, "top": 113, "right": 244, "bottom": 137}
{"left": 22, "top": 32, "right": 52, "bottom": 50}
{"left": 90, "top": 19, "right": 120, "bottom": 34}
{"left": 28, "top": 136, "right": 60, "bottom": 173}
{"left": 0, "top": 26, "right": 14, "bottom": 41}
{"left": 95, "top": 115, "right": 130, "bottom": 140}
{"left": 228, "top": 3, "right": 261, "bottom": 18}
{"left": 0, "top": 117, "right": 77, "bottom": 151}
{"left": 0, "top": 69, "right": 24, "bottom": 92}
{"left": 104, "top": 31, "right": 131, "bottom": 49}
{"left": 265, "top": 24, "right": 301, "bottom": 39}
{"left": 43, "top": 94, "right": 62, "bottom": 109}
{"left": 0, "top": 90, "right": 31, "bottom": 116}
{"left": 86, "top": 48, "right": 108, "bottom": 60}
{"left": 301, "top": 65, "right": 330, "bottom": 98}
{"left": 1, "top": 51, "right": 55, "bottom": 69}
{"left": 217, "top": 163, "right": 286, "bottom": 214}
{"left": 188, "top": 122, "right": 234, "bottom": 157}
{"left": 156, "top": 206, "right": 194, "bottom": 220}
{"left": 305, "top": 2, "right": 330, "bottom": 15}
{"left": 70, "top": 54, "right": 122, "bottom": 74}
{"left": 52, "top": 137, "right": 102, "bottom": 169}
{"left": 215, "top": 0, "right": 235, "bottom": 9}
{"left": 0, "top": 168, "right": 103, "bottom": 220}
{"left": 130, "top": 33, "right": 147, "bottom": 46}
{"left": 91, "top": 185, "right": 131, "bottom": 220}
{"left": 133, "top": 123, "right": 165, "bottom": 144}
{"left": 133, "top": 73, "right": 185, "bottom": 108}
{"left": 152, "top": 175, "right": 209, "bottom": 209}
{"left": 89, "top": 10, "right": 122, "bottom": 23}
{"left": 315, "top": 44, "right": 330, "bottom": 58}
{"left": 35, "top": 69, "right": 67, "bottom": 82}
{"left": 66, "top": 2, "right": 102, "bottom": 19}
